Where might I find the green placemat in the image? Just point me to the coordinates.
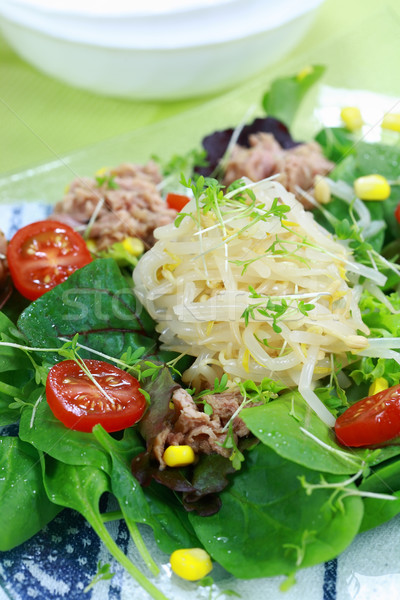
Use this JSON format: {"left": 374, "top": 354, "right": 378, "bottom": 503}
{"left": 1, "top": 0, "right": 399, "bottom": 176}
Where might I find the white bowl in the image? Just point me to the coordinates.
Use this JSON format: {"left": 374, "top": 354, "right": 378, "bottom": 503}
{"left": 0, "top": 0, "right": 325, "bottom": 99}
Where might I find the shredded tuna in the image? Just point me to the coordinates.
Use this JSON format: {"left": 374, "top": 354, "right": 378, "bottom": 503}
{"left": 51, "top": 161, "right": 177, "bottom": 250}
{"left": 202, "top": 390, "right": 249, "bottom": 437}
{"left": 223, "top": 133, "right": 334, "bottom": 207}
{"left": 153, "top": 387, "right": 249, "bottom": 469}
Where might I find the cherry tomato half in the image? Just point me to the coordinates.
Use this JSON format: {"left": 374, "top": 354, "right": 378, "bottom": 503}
{"left": 46, "top": 359, "right": 147, "bottom": 432}
{"left": 7, "top": 220, "right": 92, "bottom": 301}
{"left": 395, "top": 202, "right": 400, "bottom": 225}
{"left": 335, "top": 384, "right": 400, "bottom": 447}
{"left": 166, "top": 193, "right": 191, "bottom": 212}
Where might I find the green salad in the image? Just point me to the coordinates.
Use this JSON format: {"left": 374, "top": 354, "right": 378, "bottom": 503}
{"left": 2, "top": 66, "right": 400, "bottom": 600}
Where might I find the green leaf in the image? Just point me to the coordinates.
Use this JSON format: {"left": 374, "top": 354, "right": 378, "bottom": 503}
{"left": 94, "top": 240, "right": 141, "bottom": 269}
{"left": 0, "top": 311, "right": 37, "bottom": 423}
{"left": 84, "top": 561, "right": 115, "bottom": 593}
{"left": 17, "top": 258, "right": 157, "bottom": 365}
{"left": 19, "top": 400, "right": 111, "bottom": 473}
{"left": 189, "top": 444, "right": 363, "bottom": 578}
{"left": 241, "top": 392, "right": 400, "bottom": 474}
{"left": 0, "top": 437, "right": 61, "bottom": 550}
{"left": 143, "top": 482, "right": 200, "bottom": 552}
{"left": 359, "top": 460, "right": 400, "bottom": 531}
{"left": 41, "top": 456, "right": 170, "bottom": 600}
{"left": 95, "top": 174, "right": 119, "bottom": 189}
{"left": 262, "top": 65, "right": 325, "bottom": 127}
{"left": 92, "top": 425, "right": 154, "bottom": 525}
{"left": 314, "top": 127, "right": 356, "bottom": 163}
{"left": 93, "top": 424, "right": 198, "bottom": 554}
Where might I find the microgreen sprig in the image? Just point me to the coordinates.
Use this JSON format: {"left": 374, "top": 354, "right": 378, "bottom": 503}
{"left": 299, "top": 470, "right": 399, "bottom": 513}
{"left": 241, "top": 286, "right": 315, "bottom": 332}
{"left": 84, "top": 561, "right": 115, "bottom": 593}
{"left": 95, "top": 173, "right": 119, "bottom": 189}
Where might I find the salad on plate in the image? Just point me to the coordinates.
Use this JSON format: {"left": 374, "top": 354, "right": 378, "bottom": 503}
{"left": 2, "top": 66, "right": 400, "bottom": 600}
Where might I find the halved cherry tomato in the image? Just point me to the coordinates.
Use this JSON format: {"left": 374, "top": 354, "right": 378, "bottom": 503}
{"left": 7, "top": 220, "right": 92, "bottom": 301}
{"left": 395, "top": 202, "right": 400, "bottom": 225}
{"left": 46, "top": 359, "right": 147, "bottom": 432}
{"left": 335, "top": 384, "right": 400, "bottom": 447}
{"left": 166, "top": 193, "right": 191, "bottom": 212}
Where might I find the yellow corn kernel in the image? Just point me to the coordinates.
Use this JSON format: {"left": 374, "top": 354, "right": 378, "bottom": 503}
{"left": 86, "top": 239, "right": 97, "bottom": 253}
{"left": 382, "top": 113, "right": 400, "bottom": 133}
{"left": 170, "top": 548, "right": 213, "bottom": 581}
{"left": 354, "top": 174, "right": 391, "bottom": 201}
{"left": 94, "top": 166, "right": 109, "bottom": 177}
{"left": 313, "top": 176, "right": 331, "bottom": 204}
{"left": 163, "top": 445, "right": 195, "bottom": 468}
{"left": 121, "top": 237, "right": 144, "bottom": 256}
{"left": 296, "top": 65, "right": 314, "bottom": 81}
{"left": 368, "top": 377, "right": 389, "bottom": 396}
{"left": 340, "top": 106, "right": 363, "bottom": 131}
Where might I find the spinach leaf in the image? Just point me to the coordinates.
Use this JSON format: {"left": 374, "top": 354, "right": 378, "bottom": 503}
{"left": 17, "top": 258, "right": 157, "bottom": 365}
{"left": 356, "top": 141, "right": 400, "bottom": 180}
{"left": 262, "top": 65, "right": 325, "bottom": 127}
{"left": 315, "top": 127, "right": 356, "bottom": 163}
{"left": 0, "top": 393, "right": 19, "bottom": 426}
{"left": 0, "top": 436, "right": 61, "bottom": 550}
{"left": 320, "top": 140, "right": 400, "bottom": 248}
{"left": 0, "top": 311, "right": 36, "bottom": 424}
{"left": 356, "top": 142, "right": 400, "bottom": 241}
{"left": 0, "top": 312, "right": 31, "bottom": 373}
{"left": 19, "top": 400, "right": 111, "bottom": 473}
{"left": 41, "top": 455, "right": 171, "bottom": 600}
{"left": 359, "top": 460, "right": 400, "bottom": 532}
{"left": 189, "top": 444, "right": 363, "bottom": 578}
{"left": 93, "top": 425, "right": 199, "bottom": 554}
{"left": 143, "top": 482, "right": 200, "bottom": 552}
{"left": 241, "top": 392, "right": 376, "bottom": 474}
{"left": 93, "top": 425, "right": 158, "bottom": 546}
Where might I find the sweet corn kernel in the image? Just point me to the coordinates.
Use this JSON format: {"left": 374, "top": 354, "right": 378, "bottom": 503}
{"left": 314, "top": 176, "right": 331, "bottom": 204}
{"left": 296, "top": 65, "right": 314, "bottom": 81}
{"left": 94, "top": 166, "right": 109, "bottom": 176}
{"left": 121, "top": 237, "right": 145, "bottom": 256}
{"left": 340, "top": 106, "right": 363, "bottom": 131}
{"left": 86, "top": 239, "right": 97, "bottom": 253}
{"left": 382, "top": 113, "right": 400, "bottom": 133}
{"left": 354, "top": 174, "right": 391, "bottom": 201}
{"left": 170, "top": 548, "right": 213, "bottom": 581}
{"left": 163, "top": 445, "right": 195, "bottom": 467}
{"left": 368, "top": 377, "right": 389, "bottom": 396}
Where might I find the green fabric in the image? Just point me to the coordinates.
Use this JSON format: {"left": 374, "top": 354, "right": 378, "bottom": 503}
{"left": 1, "top": 0, "right": 400, "bottom": 176}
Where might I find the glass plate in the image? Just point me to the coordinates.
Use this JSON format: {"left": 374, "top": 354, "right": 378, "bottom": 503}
{"left": 1, "top": 10, "right": 400, "bottom": 600}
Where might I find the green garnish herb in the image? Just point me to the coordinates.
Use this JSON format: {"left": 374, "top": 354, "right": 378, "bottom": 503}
{"left": 84, "top": 561, "right": 115, "bottom": 593}
{"left": 95, "top": 173, "right": 119, "bottom": 189}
